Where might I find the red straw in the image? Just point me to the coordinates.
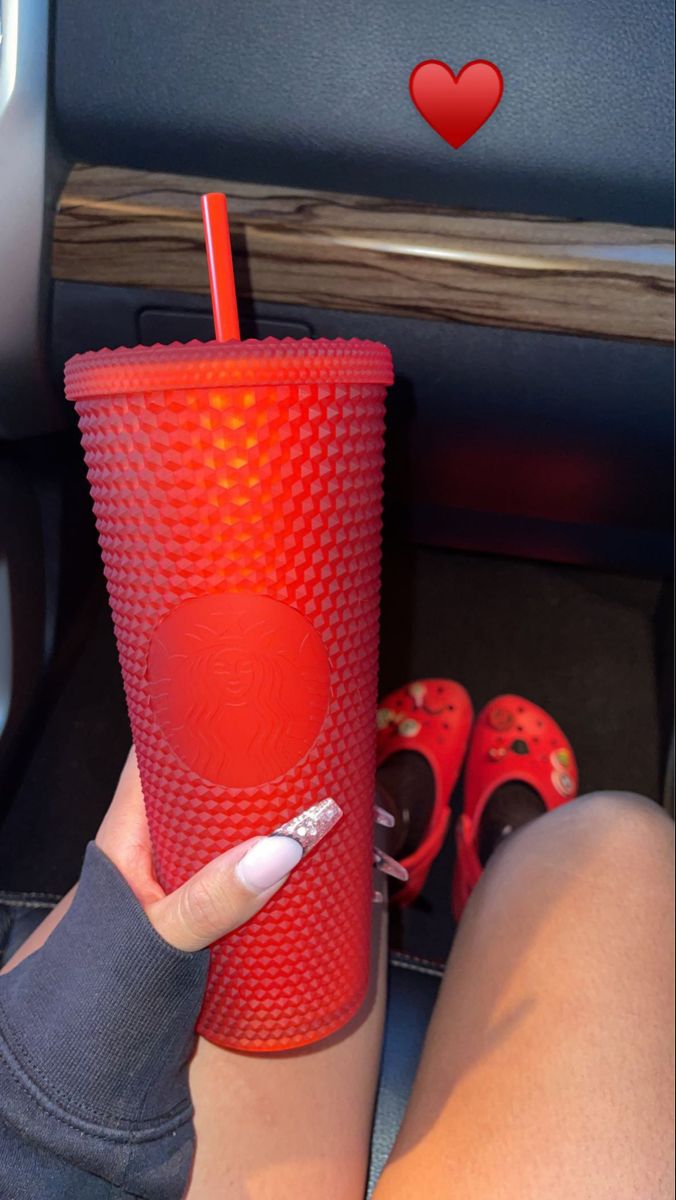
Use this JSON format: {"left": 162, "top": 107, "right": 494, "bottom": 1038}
{"left": 201, "top": 193, "right": 240, "bottom": 341}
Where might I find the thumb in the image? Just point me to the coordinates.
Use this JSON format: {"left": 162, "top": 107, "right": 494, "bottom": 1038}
{"left": 146, "top": 797, "right": 342, "bottom": 952}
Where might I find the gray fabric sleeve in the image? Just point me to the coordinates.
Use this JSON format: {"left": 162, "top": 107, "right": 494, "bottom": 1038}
{"left": 0, "top": 842, "right": 210, "bottom": 1200}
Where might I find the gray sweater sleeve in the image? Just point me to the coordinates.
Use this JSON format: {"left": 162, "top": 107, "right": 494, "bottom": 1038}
{"left": 0, "top": 842, "right": 210, "bottom": 1200}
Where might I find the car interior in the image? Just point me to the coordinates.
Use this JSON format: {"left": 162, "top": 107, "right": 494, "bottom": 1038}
{"left": 0, "top": 0, "right": 673, "bottom": 1192}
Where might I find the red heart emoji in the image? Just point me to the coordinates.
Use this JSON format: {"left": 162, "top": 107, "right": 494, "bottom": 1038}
{"left": 409, "top": 59, "right": 503, "bottom": 150}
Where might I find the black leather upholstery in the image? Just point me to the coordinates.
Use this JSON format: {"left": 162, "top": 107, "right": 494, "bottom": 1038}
{"left": 0, "top": 898, "right": 56, "bottom": 966}
{"left": 367, "top": 952, "right": 443, "bottom": 1195}
{"left": 45, "top": 4, "right": 675, "bottom": 571}
{"left": 53, "top": 0, "right": 673, "bottom": 226}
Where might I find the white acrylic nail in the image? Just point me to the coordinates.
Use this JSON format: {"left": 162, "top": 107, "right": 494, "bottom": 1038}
{"left": 236, "top": 836, "right": 304, "bottom": 893}
{"left": 374, "top": 803, "right": 396, "bottom": 828}
{"left": 235, "top": 797, "right": 342, "bottom": 894}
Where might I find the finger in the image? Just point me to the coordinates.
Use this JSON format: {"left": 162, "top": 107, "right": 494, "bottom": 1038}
{"left": 147, "top": 797, "right": 342, "bottom": 952}
{"left": 96, "top": 748, "right": 164, "bottom": 906}
{"left": 97, "top": 747, "right": 144, "bottom": 844}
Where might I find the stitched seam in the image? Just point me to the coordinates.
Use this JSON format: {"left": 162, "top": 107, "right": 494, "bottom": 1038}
{"left": 0, "top": 1104, "right": 147, "bottom": 1199}
{"left": 0, "top": 1001, "right": 190, "bottom": 1132}
{"left": 0, "top": 898, "right": 57, "bottom": 910}
{"left": 0, "top": 937, "right": 203, "bottom": 1121}
{"left": 390, "top": 950, "right": 446, "bottom": 970}
{"left": 390, "top": 959, "right": 444, "bottom": 980}
{"left": 0, "top": 1032, "right": 193, "bottom": 1144}
{"left": 0, "top": 891, "right": 62, "bottom": 902}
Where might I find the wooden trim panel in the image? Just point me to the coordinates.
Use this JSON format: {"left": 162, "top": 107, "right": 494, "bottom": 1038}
{"left": 53, "top": 164, "right": 675, "bottom": 343}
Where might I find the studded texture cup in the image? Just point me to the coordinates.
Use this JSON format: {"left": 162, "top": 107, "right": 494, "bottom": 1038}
{"left": 65, "top": 338, "right": 393, "bottom": 1051}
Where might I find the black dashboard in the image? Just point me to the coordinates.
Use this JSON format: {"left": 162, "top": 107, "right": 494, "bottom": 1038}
{"left": 53, "top": 0, "right": 674, "bottom": 226}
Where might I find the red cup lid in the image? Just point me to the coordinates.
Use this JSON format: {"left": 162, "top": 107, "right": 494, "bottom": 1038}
{"left": 64, "top": 337, "right": 394, "bottom": 401}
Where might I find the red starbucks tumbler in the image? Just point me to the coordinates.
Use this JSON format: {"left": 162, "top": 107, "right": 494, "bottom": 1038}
{"left": 65, "top": 335, "right": 393, "bottom": 1050}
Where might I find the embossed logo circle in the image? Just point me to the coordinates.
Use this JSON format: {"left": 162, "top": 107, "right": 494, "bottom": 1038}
{"left": 147, "top": 593, "right": 330, "bottom": 787}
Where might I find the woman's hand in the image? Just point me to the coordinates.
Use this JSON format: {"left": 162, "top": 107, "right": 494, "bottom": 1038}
{"left": 96, "top": 748, "right": 341, "bottom": 952}
{"left": 3, "top": 747, "right": 341, "bottom": 970}
{"left": 0, "top": 748, "right": 342, "bottom": 1200}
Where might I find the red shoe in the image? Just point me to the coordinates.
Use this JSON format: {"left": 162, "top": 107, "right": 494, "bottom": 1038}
{"left": 452, "top": 694, "right": 578, "bottom": 920}
{"left": 377, "top": 679, "right": 473, "bottom": 905}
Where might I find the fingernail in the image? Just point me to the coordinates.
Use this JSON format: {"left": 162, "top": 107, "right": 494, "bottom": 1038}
{"left": 373, "top": 846, "right": 409, "bottom": 882}
{"left": 236, "top": 797, "right": 342, "bottom": 894}
{"left": 374, "top": 803, "right": 396, "bottom": 828}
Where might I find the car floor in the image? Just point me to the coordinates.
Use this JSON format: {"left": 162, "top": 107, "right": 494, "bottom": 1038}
{"left": 379, "top": 544, "right": 663, "bottom": 959}
{"left": 0, "top": 544, "right": 664, "bottom": 965}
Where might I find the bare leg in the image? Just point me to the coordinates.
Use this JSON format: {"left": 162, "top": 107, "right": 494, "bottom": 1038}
{"left": 187, "top": 900, "right": 388, "bottom": 1200}
{"left": 375, "top": 793, "right": 675, "bottom": 1200}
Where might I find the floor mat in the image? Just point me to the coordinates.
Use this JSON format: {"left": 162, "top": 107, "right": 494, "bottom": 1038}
{"left": 380, "top": 544, "right": 662, "bottom": 960}
{"left": 0, "top": 547, "right": 663, "bottom": 965}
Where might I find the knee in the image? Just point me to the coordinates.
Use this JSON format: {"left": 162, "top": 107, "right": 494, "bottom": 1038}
{"left": 465, "top": 792, "right": 673, "bottom": 939}
{"left": 571, "top": 790, "right": 672, "bottom": 844}
{"left": 514, "top": 790, "right": 674, "bottom": 879}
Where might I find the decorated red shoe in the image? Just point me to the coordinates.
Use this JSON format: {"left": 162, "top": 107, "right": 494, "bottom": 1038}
{"left": 452, "top": 694, "right": 578, "bottom": 920}
{"left": 376, "top": 679, "right": 473, "bottom": 905}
